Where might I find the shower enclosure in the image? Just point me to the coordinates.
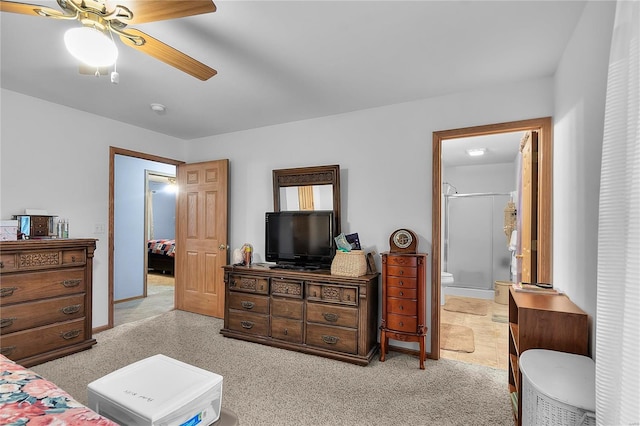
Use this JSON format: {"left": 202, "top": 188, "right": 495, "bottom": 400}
{"left": 443, "top": 192, "right": 512, "bottom": 299}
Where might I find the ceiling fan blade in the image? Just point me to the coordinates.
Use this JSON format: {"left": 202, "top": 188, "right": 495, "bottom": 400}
{"left": 106, "top": 0, "right": 215, "bottom": 25}
{"left": 119, "top": 28, "right": 216, "bottom": 81}
{"left": 0, "top": 0, "right": 69, "bottom": 17}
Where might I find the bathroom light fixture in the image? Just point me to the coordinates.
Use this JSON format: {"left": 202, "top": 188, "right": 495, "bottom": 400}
{"left": 466, "top": 148, "right": 487, "bottom": 157}
{"left": 64, "top": 26, "right": 118, "bottom": 68}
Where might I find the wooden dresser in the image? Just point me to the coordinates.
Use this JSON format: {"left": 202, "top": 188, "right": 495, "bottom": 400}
{"left": 221, "top": 265, "right": 379, "bottom": 365}
{"left": 0, "top": 239, "right": 97, "bottom": 367}
{"left": 379, "top": 252, "right": 428, "bottom": 369}
{"left": 508, "top": 286, "right": 589, "bottom": 425}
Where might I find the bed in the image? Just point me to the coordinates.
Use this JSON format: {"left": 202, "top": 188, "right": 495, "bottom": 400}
{"left": 0, "top": 354, "right": 118, "bottom": 425}
{"left": 147, "top": 239, "right": 176, "bottom": 275}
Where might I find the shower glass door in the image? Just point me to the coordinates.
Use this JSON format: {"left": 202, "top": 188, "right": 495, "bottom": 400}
{"left": 447, "top": 194, "right": 511, "bottom": 290}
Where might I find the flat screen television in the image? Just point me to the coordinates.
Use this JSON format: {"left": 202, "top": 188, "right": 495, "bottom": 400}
{"left": 265, "top": 210, "right": 335, "bottom": 269}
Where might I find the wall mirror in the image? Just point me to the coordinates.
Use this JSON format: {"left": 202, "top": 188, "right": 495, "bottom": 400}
{"left": 273, "top": 164, "right": 341, "bottom": 235}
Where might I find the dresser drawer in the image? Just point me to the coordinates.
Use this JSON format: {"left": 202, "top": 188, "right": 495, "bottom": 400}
{"left": 387, "top": 286, "right": 417, "bottom": 299}
{"left": 306, "top": 323, "right": 357, "bottom": 354}
{"left": 227, "top": 292, "right": 269, "bottom": 314}
{"left": 306, "top": 282, "right": 357, "bottom": 306}
{"left": 0, "top": 318, "right": 86, "bottom": 361}
{"left": 385, "top": 276, "right": 417, "bottom": 289}
{"left": 0, "top": 269, "right": 85, "bottom": 306}
{"left": 386, "top": 255, "right": 417, "bottom": 267}
{"left": 0, "top": 252, "right": 17, "bottom": 273}
{"left": 0, "top": 294, "right": 85, "bottom": 334}
{"left": 61, "top": 250, "right": 86, "bottom": 265}
{"left": 271, "top": 279, "right": 303, "bottom": 298}
{"left": 228, "top": 274, "right": 269, "bottom": 294}
{"left": 271, "top": 297, "right": 303, "bottom": 320}
{"left": 271, "top": 317, "right": 303, "bottom": 343}
{"left": 386, "top": 313, "right": 418, "bottom": 333}
{"left": 227, "top": 311, "right": 269, "bottom": 336}
{"left": 386, "top": 265, "right": 417, "bottom": 278}
{"left": 306, "top": 302, "right": 358, "bottom": 328}
{"left": 387, "top": 297, "right": 417, "bottom": 316}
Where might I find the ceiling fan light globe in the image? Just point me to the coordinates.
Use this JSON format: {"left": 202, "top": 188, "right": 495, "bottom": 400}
{"left": 64, "top": 27, "right": 118, "bottom": 68}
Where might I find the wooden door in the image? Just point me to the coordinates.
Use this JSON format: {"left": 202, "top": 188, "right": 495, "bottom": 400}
{"left": 519, "top": 131, "right": 538, "bottom": 284}
{"left": 176, "top": 159, "right": 229, "bottom": 317}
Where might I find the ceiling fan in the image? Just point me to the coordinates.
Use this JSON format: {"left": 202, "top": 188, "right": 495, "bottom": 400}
{"left": 0, "top": 0, "right": 217, "bottom": 80}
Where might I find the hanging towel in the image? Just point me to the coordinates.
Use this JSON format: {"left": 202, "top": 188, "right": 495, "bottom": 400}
{"left": 509, "top": 230, "right": 517, "bottom": 252}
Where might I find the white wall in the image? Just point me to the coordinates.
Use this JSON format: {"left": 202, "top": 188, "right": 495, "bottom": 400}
{"left": 0, "top": 89, "right": 187, "bottom": 327}
{"left": 553, "top": 0, "right": 616, "bottom": 357}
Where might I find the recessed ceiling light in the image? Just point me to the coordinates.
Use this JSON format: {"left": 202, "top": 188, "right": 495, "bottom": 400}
{"left": 466, "top": 148, "right": 486, "bottom": 157}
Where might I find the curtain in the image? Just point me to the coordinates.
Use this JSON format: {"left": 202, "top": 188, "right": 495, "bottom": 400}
{"left": 595, "top": 1, "right": 640, "bottom": 424}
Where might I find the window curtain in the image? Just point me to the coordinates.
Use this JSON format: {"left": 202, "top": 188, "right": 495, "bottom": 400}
{"left": 595, "top": 1, "right": 639, "bottom": 424}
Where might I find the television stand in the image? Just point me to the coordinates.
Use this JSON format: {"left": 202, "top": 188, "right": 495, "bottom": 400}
{"left": 221, "top": 264, "right": 379, "bottom": 366}
{"left": 269, "top": 264, "right": 325, "bottom": 271}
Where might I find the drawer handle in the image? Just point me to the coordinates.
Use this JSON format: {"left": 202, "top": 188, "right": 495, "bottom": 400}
{"left": 61, "top": 304, "right": 81, "bottom": 315}
{"left": 63, "top": 279, "right": 81, "bottom": 288}
{"left": 322, "top": 335, "right": 339, "bottom": 345}
{"left": 0, "top": 317, "right": 16, "bottom": 328}
{"left": 399, "top": 321, "right": 404, "bottom": 327}
{"left": 398, "top": 281, "right": 404, "bottom": 286}
{"left": 0, "top": 261, "right": 4, "bottom": 269}
{"left": 400, "top": 305, "right": 404, "bottom": 310}
{"left": 0, "top": 287, "right": 17, "bottom": 297}
{"left": 323, "top": 313, "right": 339, "bottom": 322}
{"left": 240, "top": 321, "right": 254, "bottom": 329}
{"left": 399, "top": 291, "right": 404, "bottom": 296}
{"left": 0, "top": 346, "right": 16, "bottom": 356}
{"left": 61, "top": 329, "right": 81, "bottom": 340}
{"left": 284, "top": 328, "right": 288, "bottom": 335}
{"left": 241, "top": 301, "right": 255, "bottom": 310}
{"left": 399, "top": 270, "right": 404, "bottom": 275}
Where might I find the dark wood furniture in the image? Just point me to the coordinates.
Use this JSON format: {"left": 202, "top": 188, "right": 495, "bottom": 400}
{"left": 0, "top": 239, "right": 97, "bottom": 367}
{"left": 379, "top": 252, "right": 428, "bottom": 369}
{"left": 12, "top": 215, "right": 55, "bottom": 238}
{"left": 148, "top": 253, "right": 175, "bottom": 275}
{"left": 221, "top": 265, "right": 379, "bottom": 365}
{"left": 508, "top": 286, "right": 589, "bottom": 425}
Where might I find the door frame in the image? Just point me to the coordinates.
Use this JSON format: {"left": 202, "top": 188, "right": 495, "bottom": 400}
{"left": 107, "top": 147, "right": 184, "bottom": 329}
{"left": 430, "top": 117, "right": 552, "bottom": 360}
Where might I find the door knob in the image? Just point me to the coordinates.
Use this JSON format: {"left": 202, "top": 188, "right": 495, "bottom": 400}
{"left": 219, "top": 244, "right": 228, "bottom": 250}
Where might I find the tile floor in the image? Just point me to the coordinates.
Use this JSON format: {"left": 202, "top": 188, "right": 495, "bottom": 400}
{"left": 440, "top": 294, "right": 509, "bottom": 370}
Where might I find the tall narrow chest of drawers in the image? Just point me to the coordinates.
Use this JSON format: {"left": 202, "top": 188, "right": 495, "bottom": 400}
{"left": 379, "top": 252, "right": 428, "bottom": 369}
{"left": 0, "top": 239, "right": 97, "bottom": 367}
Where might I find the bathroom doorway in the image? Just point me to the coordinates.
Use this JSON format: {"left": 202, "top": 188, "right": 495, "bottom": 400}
{"left": 431, "top": 117, "right": 553, "bottom": 366}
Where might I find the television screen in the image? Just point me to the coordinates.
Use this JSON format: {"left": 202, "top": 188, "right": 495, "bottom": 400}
{"left": 265, "top": 211, "right": 335, "bottom": 268}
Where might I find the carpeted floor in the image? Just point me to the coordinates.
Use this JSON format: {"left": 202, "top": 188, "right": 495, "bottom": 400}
{"left": 32, "top": 310, "right": 513, "bottom": 426}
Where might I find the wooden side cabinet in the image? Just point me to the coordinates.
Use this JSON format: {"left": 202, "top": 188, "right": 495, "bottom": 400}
{"left": 508, "top": 286, "right": 589, "bottom": 425}
{"left": 0, "top": 239, "right": 98, "bottom": 367}
{"left": 379, "top": 252, "right": 428, "bottom": 369}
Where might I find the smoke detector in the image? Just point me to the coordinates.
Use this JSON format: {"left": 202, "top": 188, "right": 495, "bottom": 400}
{"left": 150, "top": 103, "right": 166, "bottom": 114}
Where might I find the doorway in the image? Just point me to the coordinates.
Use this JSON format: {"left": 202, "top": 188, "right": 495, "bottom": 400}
{"left": 109, "top": 147, "right": 183, "bottom": 329}
{"left": 431, "top": 117, "right": 553, "bottom": 363}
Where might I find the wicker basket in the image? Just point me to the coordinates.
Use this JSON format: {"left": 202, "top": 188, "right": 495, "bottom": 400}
{"left": 331, "top": 250, "right": 367, "bottom": 277}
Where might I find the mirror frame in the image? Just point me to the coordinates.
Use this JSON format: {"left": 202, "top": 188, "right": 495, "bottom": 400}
{"left": 273, "top": 164, "right": 341, "bottom": 235}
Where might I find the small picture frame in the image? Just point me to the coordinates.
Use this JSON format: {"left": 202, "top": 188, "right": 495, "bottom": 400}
{"left": 366, "top": 252, "right": 377, "bottom": 274}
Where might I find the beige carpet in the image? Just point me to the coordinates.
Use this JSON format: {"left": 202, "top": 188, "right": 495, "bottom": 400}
{"left": 31, "top": 310, "right": 512, "bottom": 426}
{"left": 440, "top": 323, "right": 475, "bottom": 353}
{"left": 444, "top": 296, "right": 489, "bottom": 316}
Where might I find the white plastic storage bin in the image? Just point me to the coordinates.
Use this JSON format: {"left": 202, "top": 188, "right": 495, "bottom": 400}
{"left": 88, "top": 354, "right": 223, "bottom": 426}
{"left": 520, "top": 349, "right": 595, "bottom": 426}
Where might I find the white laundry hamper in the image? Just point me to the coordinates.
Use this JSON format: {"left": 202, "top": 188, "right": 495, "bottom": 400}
{"left": 520, "top": 349, "right": 595, "bottom": 426}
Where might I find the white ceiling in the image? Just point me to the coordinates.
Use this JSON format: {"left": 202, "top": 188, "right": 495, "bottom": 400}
{"left": 442, "top": 131, "right": 524, "bottom": 167}
{"left": 0, "top": 1, "right": 586, "bottom": 140}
